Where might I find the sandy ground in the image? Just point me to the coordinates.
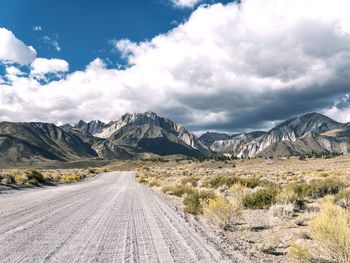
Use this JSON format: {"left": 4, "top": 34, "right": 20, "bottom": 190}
{"left": 0, "top": 172, "right": 237, "bottom": 263}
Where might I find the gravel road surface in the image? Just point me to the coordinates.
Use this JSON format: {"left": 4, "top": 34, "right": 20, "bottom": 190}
{"left": 0, "top": 172, "right": 229, "bottom": 263}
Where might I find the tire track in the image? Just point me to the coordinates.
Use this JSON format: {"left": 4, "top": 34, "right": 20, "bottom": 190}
{"left": 0, "top": 171, "right": 233, "bottom": 263}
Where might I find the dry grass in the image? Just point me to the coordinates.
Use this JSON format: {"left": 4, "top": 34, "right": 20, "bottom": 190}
{"left": 288, "top": 198, "right": 350, "bottom": 263}
{"left": 0, "top": 166, "right": 110, "bottom": 187}
{"left": 133, "top": 155, "right": 350, "bottom": 262}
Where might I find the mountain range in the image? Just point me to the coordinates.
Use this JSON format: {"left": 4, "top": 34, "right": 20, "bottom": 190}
{"left": 0, "top": 111, "right": 349, "bottom": 166}
{"left": 0, "top": 111, "right": 210, "bottom": 166}
{"left": 203, "top": 112, "right": 350, "bottom": 158}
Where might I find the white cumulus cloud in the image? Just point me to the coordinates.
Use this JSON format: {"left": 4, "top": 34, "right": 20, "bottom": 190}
{"left": 31, "top": 58, "right": 69, "bottom": 78}
{"left": 0, "top": 28, "right": 37, "bottom": 65}
{"left": 171, "top": 0, "right": 201, "bottom": 8}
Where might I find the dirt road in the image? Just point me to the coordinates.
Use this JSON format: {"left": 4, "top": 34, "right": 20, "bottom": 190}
{"left": 0, "top": 172, "right": 229, "bottom": 263}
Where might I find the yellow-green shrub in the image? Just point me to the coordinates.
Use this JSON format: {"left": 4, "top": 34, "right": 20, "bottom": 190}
{"left": 287, "top": 240, "right": 312, "bottom": 263}
{"left": 181, "top": 176, "right": 200, "bottom": 187}
{"left": 161, "top": 184, "right": 194, "bottom": 197}
{"left": 206, "top": 195, "right": 241, "bottom": 229}
{"left": 309, "top": 200, "right": 350, "bottom": 263}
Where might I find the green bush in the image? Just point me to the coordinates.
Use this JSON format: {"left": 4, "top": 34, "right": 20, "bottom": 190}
{"left": 292, "top": 179, "right": 343, "bottom": 199}
{"left": 243, "top": 186, "right": 280, "bottom": 209}
{"left": 183, "top": 190, "right": 215, "bottom": 215}
{"left": 27, "top": 170, "right": 45, "bottom": 184}
{"left": 202, "top": 176, "right": 238, "bottom": 188}
{"left": 27, "top": 178, "right": 39, "bottom": 185}
{"left": 239, "top": 178, "right": 260, "bottom": 188}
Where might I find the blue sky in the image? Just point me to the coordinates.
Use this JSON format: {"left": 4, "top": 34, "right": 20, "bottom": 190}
{"left": 0, "top": 0, "right": 231, "bottom": 71}
{"left": 0, "top": 0, "right": 350, "bottom": 133}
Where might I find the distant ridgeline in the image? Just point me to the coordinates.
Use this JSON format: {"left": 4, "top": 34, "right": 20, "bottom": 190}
{"left": 0, "top": 111, "right": 349, "bottom": 165}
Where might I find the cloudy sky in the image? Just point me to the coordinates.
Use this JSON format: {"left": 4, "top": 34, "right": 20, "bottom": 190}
{"left": 1, "top": 0, "right": 350, "bottom": 134}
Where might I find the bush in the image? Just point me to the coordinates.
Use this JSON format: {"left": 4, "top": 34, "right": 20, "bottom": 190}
{"left": 271, "top": 187, "right": 306, "bottom": 218}
{"left": 335, "top": 189, "right": 350, "bottom": 209}
{"left": 243, "top": 186, "right": 279, "bottom": 209}
{"left": 148, "top": 179, "right": 161, "bottom": 187}
{"left": 27, "top": 178, "right": 39, "bottom": 185}
{"left": 161, "top": 184, "right": 194, "bottom": 197}
{"left": 206, "top": 195, "right": 241, "bottom": 229}
{"left": 138, "top": 176, "right": 148, "bottom": 184}
{"left": 183, "top": 190, "right": 215, "bottom": 215}
{"left": 1, "top": 175, "right": 15, "bottom": 185}
{"left": 181, "top": 176, "right": 200, "bottom": 187}
{"left": 239, "top": 178, "right": 260, "bottom": 188}
{"left": 288, "top": 240, "right": 312, "bottom": 263}
{"left": 309, "top": 201, "right": 350, "bottom": 262}
{"left": 270, "top": 203, "right": 295, "bottom": 218}
{"left": 292, "top": 179, "right": 343, "bottom": 199}
{"left": 27, "top": 170, "right": 45, "bottom": 184}
{"left": 202, "top": 176, "right": 238, "bottom": 188}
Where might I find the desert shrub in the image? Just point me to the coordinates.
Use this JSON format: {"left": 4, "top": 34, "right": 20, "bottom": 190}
{"left": 183, "top": 191, "right": 202, "bottom": 215}
{"left": 202, "top": 176, "right": 238, "bottom": 188}
{"left": 276, "top": 187, "right": 299, "bottom": 204}
{"left": 335, "top": 189, "right": 350, "bottom": 209}
{"left": 206, "top": 195, "right": 241, "bottom": 229}
{"left": 229, "top": 183, "right": 249, "bottom": 203}
{"left": 14, "top": 174, "right": 27, "bottom": 184}
{"left": 288, "top": 240, "right": 312, "bottom": 263}
{"left": 60, "top": 174, "right": 81, "bottom": 183}
{"left": 181, "top": 176, "right": 200, "bottom": 187}
{"left": 27, "top": 178, "right": 39, "bottom": 185}
{"left": 243, "top": 185, "right": 279, "bottom": 209}
{"left": 309, "top": 200, "right": 350, "bottom": 263}
{"left": 138, "top": 176, "right": 148, "bottom": 184}
{"left": 88, "top": 168, "right": 97, "bottom": 174}
{"left": 271, "top": 187, "right": 306, "bottom": 218}
{"left": 27, "top": 170, "right": 45, "bottom": 184}
{"left": 270, "top": 203, "right": 295, "bottom": 218}
{"left": 148, "top": 179, "right": 161, "bottom": 187}
{"left": 1, "top": 175, "right": 15, "bottom": 185}
{"left": 238, "top": 178, "right": 260, "bottom": 188}
{"left": 161, "top": 184, "right": 194, "bottom": 197}
{"left": 183, "top": 190, "right": 215, "bottom": 215}
{"left": 292, "top": 179, "right": 343, "bottom": 199}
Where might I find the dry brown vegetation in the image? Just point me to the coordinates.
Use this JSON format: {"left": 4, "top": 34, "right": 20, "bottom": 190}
{"left": 0, "top": 167, "right": 110, "bottom": 188}
{"left": 134, "top": 155, "right": 350, "bottom": 262}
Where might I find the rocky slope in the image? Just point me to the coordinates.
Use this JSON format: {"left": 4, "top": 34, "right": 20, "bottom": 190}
{"left": 204, "top": 113, "right": 349, "bottom": 157}
{"left": 0, "top": 111, "right": 211, "bottom": 165}
{"left": 95, "top": 111, "right": 211, "bottom": 157}
{"left": 74, "top": 120, "right": 106, "bottom": 135}
{"left": 0, "top": 122, "right": 97, "bottom": 165}
{"left": 199, "top": 132, "right": 231, "bottom": 147}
